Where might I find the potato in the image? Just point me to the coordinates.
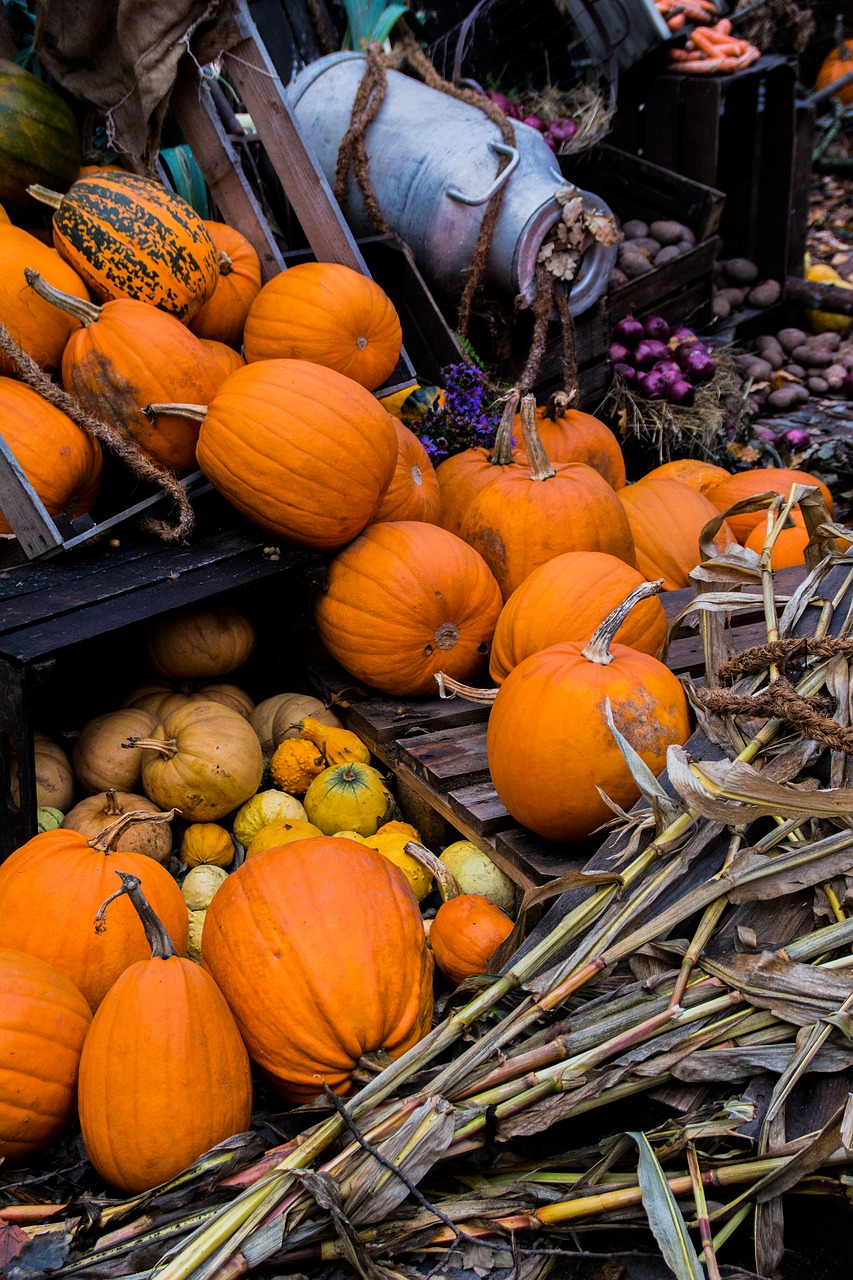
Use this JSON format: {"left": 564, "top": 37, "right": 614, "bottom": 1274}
{"left": 784, "top": 364, "right": 805, "bottom": 379}
{"left": 766, "top": 386, "right": 809, "bottom": 411}
{"left": 747, "top": 279, "right": 782, "bottom": 308}
{"left": 826, "top": 363, "right": 848, "bottom": 389}
{"left": 712, "top": 295, "right": 731, "bottom": 319}
{"left": 649, "top": 219, "right": 694, "bottom": 246}
{"left": 755, "top": 343, "right": 785, "bottom": 370}
{"left": 812, "top": 331, "right": 841, "bottom": 350}
{"left": 808, "top": 376, "right": 829, "bottom": 394}
{"left": 791, "top": 344, "right": 833, "bottom": 368}
{"left": 620, "top": 252, "right": 654, "bottom": 278}
{"left": 622, "top": 219, "right": 649, "bottom": 240}
{"left": 718, "top": 286, "right": 747, "bottom": 308}
{"left": 722, "top": 258, "right": 759, "bottom": 284}
{"left": 654, "top": 245, "right": 682, "bottom": 266}
{"left": 776, "top": 327, "right": 807, "bottom": 353}
{"left": 609, "top": 266, "right": 629, "bottom": 289}
{"left": 739, "top": 357, "right": 773, "bottom": 382}
{"left": 675, "top": 240, "right": 695, "bottom": 255}
{"left": 619, "top": 236, "right": 662, "bottom": 255}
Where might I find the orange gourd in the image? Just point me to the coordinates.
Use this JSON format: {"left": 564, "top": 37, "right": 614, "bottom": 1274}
{"left": 489, "top": 550, "right": 669, "bottom": 683}
{"left": 372, "top": 418, "right": 442, "bottom": 524}
{"left": 618, "top": 478, "right": 736, "bottom": 590}
{"left": 816, "top": 24, "right": 853, "bottom": 106}
{"left": 243, "top": 261, "right": 402, "bottom": 390}
{"left": 435, "top": 394, "right": 519, "bottom": 538}
{"left": 314, "top": 520, "right": 503, "bottom": 696}
{"left": 514, "top": 392, "right": 626, "bottom": 489}
{"left": 639, "top": 458, "right": 731, "bottom": 495}
{"left": 487, "top": 584, "right": 692, "bottom": 841}
{"left": 189, "top": 221, "right": 262, "bottom": 348}
{"left": 202, "top": 837, "right": 434, "bottom": 1101}
{"left": 78, "top": 872, "right": 252, "bottom": 1192}
{"left": 430, "top": 894, "right": 513, "bottom": 984}
{"left": 0, "top": 226, "right": 89, "bottom": 372}
{"left": 705, "top": 468, "right": 834, "bottom": 544}
{"left": 0, "top": 949, "right": 91, "bottom": 1162}
{"left": 460, "top": 395, "right": 636, "bottom": 600}
{"left": 194, "top": 359, "right": 399, "bottom": 548}
{"left": 199, "top": 338, "right": 245, "bottom": 379}
{"left": 0, "top": 811, "right": 188, "bottom": 1009}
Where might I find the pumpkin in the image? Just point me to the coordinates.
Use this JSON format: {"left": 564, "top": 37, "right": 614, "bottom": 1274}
{"left": 245, "top": 818, "right": 325, "bottom": 857}
{"left": 269, "top": 739, "right": 327, "bottom": 797}
{"left": 37, "top": 806, "right": 65, "bottom": 833}
{"left": 298, "top": 718, "right": 371, "bottom": 767}
{"left": 366, "top": 831, "right": 433, "bottom": 901}
{"left": 489, "top": 550, "right": 669, "bottom": 684}
{"left": 439, "top": 841, "right": 516, "bottom": 914}
{"left": 0, "top": 376, "right": 102, "bottom": 535}
{"left": 242, "top": 261, "right": 402, "bottom": 391}
{"left": 251, "top": 693, "right": 342, "bottom": 757}
{"left": 181, "top": 864, "right": 229, "bottom": 912}
{"left": 0, "top": 949, "right": 91, "bottom": 1163}
{"left": 186, "top": 909, "right": 206, "bottom": 963}
{"left": 639, "top": 458, "right": 731, "bottom": 494}
{"left": 429, "top": 894, "right": 513, "bottom": 984}
{"left": 23, "top": 272, "right": 224, "bottom": 476}
{"left": 73, "top": 708, "right": 158, "bottom": 795}
{"left": 78, "top": 872, "right": 252, "bottom": 1193}
{"left": 199, "top": 338, "right": 246, "bottom": 378}
{"left": 34, "top": 168, "right": 219, "bottom": 321}
{"left": 0, "top": 60, "right": 80, "bottom": 210}
{"left": 376, "top": 820, "right": 420, "bottom": 840}
{"left": 232, "top": 789, "right": 307, "bottom": 848}
{"left": 201, "top": 837, "right": 433, "bottom": 1101}
{"left": 705, "top": 468, "right": 834, "bottom": 544}
{"left": 0, "top": 228, "right": 89, "bottom": 373}
{"left": 10, "top": 731, "right": 75, "bottom": 812}
{"left": 435, "top": 394, "right": 520, "bottom": 538}
{"left": 188, "top": 222, "right": 262, "bottom": 347}
{"left": 192, "top": 682, "right": 254, "bottom": 719}
{"left": 744, "top": 515, "right": 810, "bottom": 567}
{"left": 371, "top": 419, "right": 442, "bottom": 524}
{"left": 514, "top": 392, "right": 626, "bottom": 489}
{"left": 133, "top": 701, "right": 264, "bottom": 823}
{"left": 314, "top": 521, "right": 503, "bottom": 697}
{"left": 121, "top": 680, "right": 193, "bottom": 721}
{"left": 486, "top": 584, "right": 692, "bottom": 841}
{"left": 460, "top": 396, "right": 636, "bottom": 601}
{"left": 193, "top": 359, "right": 399, "bottom": 548}
{"left": 618, "top": 479, "right": 736, "bottom": 590}
{"left": 304, "top": 762, "right": 397, "bottom": 837}
{"left": 804, "top": 259, "right": 853, "bottom": 335}
{"left": 63, "top": 789, "right": 173, "bottom": 864}
{"left": 816, "top": 24, "right": 853, "bottom": 106}
{"left": 0, "top": 811, "right": 188, "bottom": 1009}
{"left": 145, "top": 605, "right": 256, "bottom": 680}
{"left": 181, "top": 823, "right": 234, "bottom": 869}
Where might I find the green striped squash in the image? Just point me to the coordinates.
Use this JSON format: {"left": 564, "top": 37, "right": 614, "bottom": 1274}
{"left": 44, "top": 169, "right": 219, "bottom": 322}
{"left": 0, "top": 60, "right": 80, "bottom": 210}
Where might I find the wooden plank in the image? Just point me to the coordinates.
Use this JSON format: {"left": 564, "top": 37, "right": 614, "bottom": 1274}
{"left": 494, "top": 826, "right": 593, "bottom": 886}
{"left": 396, "top": 724, "right": 490, "bottom": 791}
{"left": 0, "top": 433, "right": 64, "bottom": 558}
{"left": 608, "top": 236, "right": 720, "bottom": 323}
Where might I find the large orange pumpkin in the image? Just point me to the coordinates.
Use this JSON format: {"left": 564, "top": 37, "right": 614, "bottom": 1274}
{"left": 194, "top": 359, "right": 398, "bottom": 548}
{"left": 514, "top": 392, "right": 626, "bottom": 489}
{"left": 487, "top": 585, "right": 692, "bottom": 841}
{"left": 430, "top": 894, "right": 513, "bottom": 985}
{"left": 188, "top": 221, "right": 262, "bottom": 348}
{"left": 0, "top": 226, "right": 89, "bottom": 372}
{"left": 0, "top": 949, "right": 91, "bottom": 1163}
{"left": 0, "top": 376, "right": 102, "bottom": 535}
{"left": 78, "top": 872, "right": 252, "bottom": 1193}
{"left": 39, "top": 168, "right": 219, "bottom": 321}
{"left": 435, "top": 394, "right": 520, "bottom": 538}
{"left": 489, "top": 550, "right": 668, "bottom": 683}
{"left": 371, "top": 418, "right": 442, "bottom": 524}
{"left": 314, "top": 520, "right": 503, "bottom": 696}
{"left": 705, "top": 468, "right": 834, "bottom": 544}
{"left": 460, "top": 396, "right": 636, "bottom": 600}
{"left": 618, "top": 478, "right": 736, "bottom": 590}
{"left": 640, "top": 458, "right": 731, "bottom": 495}
{"left": 26, "top": 271, "right": 223, "bottom": 475}
{"left": 0, "top": 813, "right": 188, "bottom": 1010}
{"left": 202, "top": 837, "right": 434, "bottom": 1101}
{"left": 243, "top": 261, "right": 402, "bottom": 391}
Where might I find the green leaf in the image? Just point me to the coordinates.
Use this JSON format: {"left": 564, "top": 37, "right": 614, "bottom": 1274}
{"left": 627, "top": 1132, "right": 703, "bottom": 1280}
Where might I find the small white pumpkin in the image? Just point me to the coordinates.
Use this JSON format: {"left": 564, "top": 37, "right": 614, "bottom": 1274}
{"left": 181, "top": 864, "right": 229, "bottom": 912}
{"left": 439, "top": 840, "right": 516, "bottom": 914}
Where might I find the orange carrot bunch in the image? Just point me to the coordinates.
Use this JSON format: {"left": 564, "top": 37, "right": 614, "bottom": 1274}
{"left": 655, "top": 0, "right": 718, "bottom": 33}
{"left": 665, "top": 18, "right": 762, "bottom": 73}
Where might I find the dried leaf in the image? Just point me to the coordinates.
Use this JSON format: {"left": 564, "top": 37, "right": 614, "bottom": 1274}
{"left": 584, "top": 209, "right": 620, "bottom": 246}
{"left": 344, "top": 1097, "right": 456, "bottom": 1224}
{"left": 626, "top": 1132, "right": 703, "bottom": 1280}
{"left": 672, "top": 1043, "right": 853, "bottom": 1082}
{"left": 0, "top": 1223, "right": 30, "bottom": 1272}
{"left": 700, "top": 951, "right": 853, "bottom": 1026}
{"left": 666, "top": 747, "right": 853, "bottom": 822}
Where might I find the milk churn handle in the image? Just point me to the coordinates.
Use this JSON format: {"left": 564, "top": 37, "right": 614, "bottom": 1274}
{"left": 446, "top": 142, "right": 519, "bottom": 206}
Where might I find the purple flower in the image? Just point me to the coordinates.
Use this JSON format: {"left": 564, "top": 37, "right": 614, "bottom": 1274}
{"left": 418, "top": 363, "right": 503, "bottom": 464}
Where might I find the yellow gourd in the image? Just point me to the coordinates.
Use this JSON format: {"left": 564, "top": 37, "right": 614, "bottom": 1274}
{"left": 333, "top": 830, "right": 369, "bottom": 843}
{"left": 269, "top": 739, "right": 326, "bottom": 797}
{"left": 805, "top": 255, "right": 853, "bottom": 334}
{"left": 187, "top": 909, "right": 206, "bottom": 963}
{"left": 366, "top": 831, "right": 433, "bottom": 902}
{"left": 297, "top": 718, "right": 371, "bottom": 767}
{"left": 181, "top": 864, "right": 229, "bottom": 911}
{"left": 232, "top": 789, "right": 307, "bottom": 847}
{"left": 246, "top": 818, "right": 324, "bottom": 858}
{"left": 375, "top": 820, "right": 420, "bottom": 840}
{"left": 304, "top": 762, "right": 397, "bottom": 837}
{"left": 181, "top": 823, "right": 234, "bottom": 869}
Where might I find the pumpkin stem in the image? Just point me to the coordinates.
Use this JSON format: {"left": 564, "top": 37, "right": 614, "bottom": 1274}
{"left": 23, "top": 269, "right": 103, "bottom": 327}
{"left": 103, "top": 788, "right": 123, "bottom": 818}
{"left": 142, "top": 403, "right": 208, "bottom": 422}
{"left": 26, "top": 184, "right": 63, "bottom": 210}
{"left": 95, "top": 870, "right": 178, "bottom": 960}
{"left": 544, "top": 390, "right": 571, "bottom": 421}
{"left": 122, "top": 735, "right": 179, "bottom": 758}
{"left": 581, "top": 580, "right": 665, "bottom": 666}
{"left": 404, "top": 840, "right": 462, "bottom": 901}
{"left": 87, "top": 807, "right": 177, "bottom": 852}
{"left": 487, "top": 387, "right": 520, "bottom": 466}
{"left": 434, "top": 672, "right": 497, "bottom": 704}
{"left": 519, "top": 394, "right": 556, "bottom": 482}
{"left": 836, "top": 13, "right": 848, "bottom": 59}
{"left": 217, "top": 249, "right": 234, "bottom": 276}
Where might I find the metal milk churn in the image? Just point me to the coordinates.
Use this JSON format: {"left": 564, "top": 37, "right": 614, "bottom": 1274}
{"left": 287, "top": 52, "right": 617, "bottom": 314}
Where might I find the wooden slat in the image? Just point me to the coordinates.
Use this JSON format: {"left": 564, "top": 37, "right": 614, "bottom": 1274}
{"left": 0, "top": 433, "right": 63, "bottom": 558}
{"left": 396, "top": 725, "right": 490, "bottom": 791}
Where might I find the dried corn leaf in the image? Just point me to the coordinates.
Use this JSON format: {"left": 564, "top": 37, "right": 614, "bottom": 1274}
{"left": 700, "top": 952, "right": 853, "bottom": 1026}
{"left": 626, "top": 1132, "right": 703, "bottom": 1280}
{"left": 666, "top": 748, "right": 853, "bottom": 822}
{"left": 672, "top": 1043, "right": 853, "bottom": 1082}
{"left": 344, "top": 1097, "right": 456, "bottom": 1224}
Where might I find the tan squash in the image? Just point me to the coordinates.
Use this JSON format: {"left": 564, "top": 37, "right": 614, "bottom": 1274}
{"left": 250, "top": 693, "right": 342, "bottom": 758}
{"left": 62, "top": 789, "right": 172, "bottom": 863}
{"left": 145, "top": 605, "right": 256, "bottom": 680}
{"left": 73, "top": 708, "right": 157, "bottom": 795}
{"left": 10, "top": 732, "right": 74, "bottom": 812}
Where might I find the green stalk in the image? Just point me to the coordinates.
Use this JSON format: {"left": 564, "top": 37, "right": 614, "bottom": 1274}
{"left": 687, "top": 1143, "right": 722, "bottom": 1280}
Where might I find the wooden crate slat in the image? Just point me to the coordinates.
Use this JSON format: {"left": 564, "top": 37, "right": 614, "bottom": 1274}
{"left": 395, "top": 724, "right": 490, "bottom": 792}
{"left": 0, "top": 433, "right": 64, "bottom": 558}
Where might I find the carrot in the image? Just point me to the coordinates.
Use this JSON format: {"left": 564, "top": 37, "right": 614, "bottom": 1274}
{"left": 674, "top": 58, "right": 726, "bottom": 72}
{"left": 668, "top": 12, "right": 686, "bottom": 29}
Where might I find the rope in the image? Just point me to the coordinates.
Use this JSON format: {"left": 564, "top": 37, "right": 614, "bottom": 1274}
{"left": 0, "top": 323, "right": 195, "bottom": 543}
{"left": 517, "top": 263, "right": 554, "bottom": 395}
{"left": 717, "top": 638, "right": 853, "bottom": 683}
{"left": 333, "top": 44, "right": 392, "bottom": 236}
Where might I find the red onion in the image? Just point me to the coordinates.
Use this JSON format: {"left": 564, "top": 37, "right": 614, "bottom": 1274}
{"left": 670, "top": 326, "right": 696, "bottom": 344}
{"left": 633, "top": 339, "right": 670, "bottom": 371}
{"left": 784, "top": 428, "right": 810, "bottom": 448}
{"left": 643, "top": 315, "right": 671, "bottom": 342}
{"left": 753, "top": 426, "right": 777, "bottom": 442}
{"left": 542, "top": 135, "right": 558, "bottom": 153}
{"left": 547, "top": 117, "right": 577, "bottom": 142}
{"left": 664, "top": 379, "right": 695, "bottom": 407}
{"left": 521, "top": 114, "right": 547, "bottom": 131}
{"left": 614, "top": 362, "right": 637, "bottom": 386}
{"left": 677, "top": 347, "right": 716, "bottom": 384}
{"left": 637, "top": 369, "right": 669, "bottom": 398}
{"left": 609, "top": 341, "right": 631, "bottom": 364}
{"left": 655, "top": 361, "right": 683, "bottom": 385}
{"left": 487, "top": 90, "right": 515, "bottom": 115}
{"left": 612, "top": 314, "right": 645, "bottom": 350}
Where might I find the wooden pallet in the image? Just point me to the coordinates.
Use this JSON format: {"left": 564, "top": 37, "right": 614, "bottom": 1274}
{"left": 310, "top": 564, "right": 807, "bottom": 896}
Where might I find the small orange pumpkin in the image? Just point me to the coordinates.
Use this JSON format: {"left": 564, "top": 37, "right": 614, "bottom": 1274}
{"left": 514, "top": 391, "right": 626, "bottom": 489}
{"left": 189, "top": 221, "right": 262, "bottom": 348}
{"left": 816, "top": 25, "right": 853, "bottom": 106}
{"left": 640, "top": 458, "right": 731, "bottom": 495}
{"left": 430, "top": 894, "right": 513, "bottom": 984}
{"left": 372, "top": 418, "right": 442, "bottom": 524}
{"left": 705, "top": 468, "right": 834, "bottom": 544}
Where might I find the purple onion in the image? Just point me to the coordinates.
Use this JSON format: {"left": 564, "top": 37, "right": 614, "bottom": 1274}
{"left": 677, "top": 347, "right": 716, "bottom": 384}
{"left": 643, "top": 314, "right": 671, "bottom": 342}
{"left": 670, "top": 326, "right": 697, "bottom": 343}
{"left": 487, "top": 90, "right": 515, "bottom": 115}
{"left": 634, "top": 339, "right": 670, "bottom": 371}
{"left": 547, "top": 117, "right": 577, "bottom": 142}
{"left": 612, "top": 314, "right": 645, "bottom": 350}
{"left": 754, "top": 426, "right": 777, "bottom": 442}
{"left": 614, "top": 361, "right": 637, "bottom": 386}
{"left": 609, "top": 341, "right": 631, "bottom": 364}
{"left": 655, "top": 360, "right": 684, "bottom": 385}
{"left": 637, "top": 369, "right": 669, "bottom": 398}
{"left": 521, "top": 114, "right": 547, "bottom": 131}
{"left": 664, "top": 379, "right": 695, "bottom": 407}
{"left": 542, "top": 134, "right": 558, "bottom": 153}
{"left": 784, "top": 428, "right": 810, "bottom": 448}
